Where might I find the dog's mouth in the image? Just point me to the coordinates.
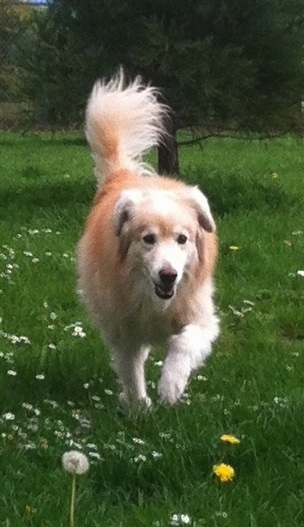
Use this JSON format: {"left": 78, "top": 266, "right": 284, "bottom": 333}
{"left": 154, "top": 283, "right": 175, "bottom": 300}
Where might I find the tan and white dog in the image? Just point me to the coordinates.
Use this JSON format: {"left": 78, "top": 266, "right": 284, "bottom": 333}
{"left": 77, "top": 71, "right": 219, "bottom": 407}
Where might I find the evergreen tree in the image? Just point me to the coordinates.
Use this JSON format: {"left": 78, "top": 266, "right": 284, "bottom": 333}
{"left": 19, "top": 0, "right": 304, "bottom": 171}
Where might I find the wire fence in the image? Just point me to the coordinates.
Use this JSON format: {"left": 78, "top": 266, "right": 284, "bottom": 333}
{"left": 0, "top": 0, "right": 48, "bottom": 129}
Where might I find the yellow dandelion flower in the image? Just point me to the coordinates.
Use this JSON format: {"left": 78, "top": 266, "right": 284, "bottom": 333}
{"left": 220, "top": 434, "right": 240, "bottom": 445}
{"left": 213, "top": 463, "right": 235, "bottom": 483}
{"left": 229, "top": 246, "right": 239, "bottom": 251}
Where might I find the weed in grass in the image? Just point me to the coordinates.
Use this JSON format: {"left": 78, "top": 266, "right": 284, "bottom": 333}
{"left": 220, "top": 434, "right": 240, "bottom": 445}
{"left": 213, "top": 463, "right": 235, "bottom": 483}
{"left": 169, "top": 513, "right": 191, "bottom": 525}
{"left": 62, "top": 451, "right": 90, "bottom": 527}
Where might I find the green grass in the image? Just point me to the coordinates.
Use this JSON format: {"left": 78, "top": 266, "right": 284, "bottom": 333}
{"left": 0, "top": 132, "right": 303, "bottom": 527}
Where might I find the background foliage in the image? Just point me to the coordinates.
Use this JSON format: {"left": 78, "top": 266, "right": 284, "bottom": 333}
{"left": 1, "top": 0, "right": 304, "bottom": 138}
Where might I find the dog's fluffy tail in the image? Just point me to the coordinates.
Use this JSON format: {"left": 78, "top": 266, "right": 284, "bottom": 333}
{"left": 85, "top": 69, "right": 168, "bottom": 186}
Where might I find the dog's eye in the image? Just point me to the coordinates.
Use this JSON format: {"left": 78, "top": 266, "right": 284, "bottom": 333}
{"left": 143, "top": 233, "right": 156, "bottom": 245}
{"left": 177, "top": 234, "right": 187, "bottom": 245}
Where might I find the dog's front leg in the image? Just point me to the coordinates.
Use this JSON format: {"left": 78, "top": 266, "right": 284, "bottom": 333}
{"left": 113, "top": 345, "right": 152, "bottom": 408}
{"left": 158, "top": 323, "right": 218, "bottom": 405}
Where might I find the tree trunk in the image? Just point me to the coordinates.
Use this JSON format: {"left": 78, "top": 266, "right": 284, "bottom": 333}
{"left": 157, "top": 127, "right": 179, "bottom": 175}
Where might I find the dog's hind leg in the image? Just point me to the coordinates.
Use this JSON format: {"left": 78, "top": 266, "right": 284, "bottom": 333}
{"left": 112, "top": 345, "right": 152, "bottom": 408}
{"left": 158, "top": 322, "right": 219, "bottom": 405}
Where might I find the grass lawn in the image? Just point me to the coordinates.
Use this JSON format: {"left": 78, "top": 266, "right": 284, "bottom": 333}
{"left": 0, "top": 132, "right": 303, "bottom": 527}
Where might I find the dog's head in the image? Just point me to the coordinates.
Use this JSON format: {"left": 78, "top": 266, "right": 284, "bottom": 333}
{"left": 113, "top": 186, "right": 215, "bottom": 301}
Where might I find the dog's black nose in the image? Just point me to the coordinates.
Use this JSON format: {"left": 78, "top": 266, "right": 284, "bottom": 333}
{"left": 159, "top": 268, "right": 177, "bottom": 285}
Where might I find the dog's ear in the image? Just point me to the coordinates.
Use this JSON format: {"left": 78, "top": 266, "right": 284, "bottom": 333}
{"left": 190, "top": 186, "right": 216, "bottom": 233}
{"left": 113, "top": 189, "right": 142, "bottom": 236}
{"left": 113, "top": 190, "right": 142, "bottom": 258}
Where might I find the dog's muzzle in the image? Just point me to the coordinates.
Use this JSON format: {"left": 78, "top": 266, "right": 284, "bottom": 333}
{"left": 154, "top": 268, "right": 177, "bottom": 300}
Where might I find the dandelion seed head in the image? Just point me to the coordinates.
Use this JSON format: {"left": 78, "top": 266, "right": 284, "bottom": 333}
{"left": 62, "top": 450, "right": 90, "bottom": 475}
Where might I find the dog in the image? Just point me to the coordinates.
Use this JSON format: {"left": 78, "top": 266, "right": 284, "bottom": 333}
{"left": 77, "top": 70, "right": 219, "bottom": 407}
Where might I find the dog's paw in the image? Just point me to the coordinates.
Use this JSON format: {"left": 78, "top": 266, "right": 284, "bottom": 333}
{"left": 119, "top": 392, "right": 152, "bottom": 410}
{"left": 139, "top": 395, "right": 152, "bottom": 409}
{"left": 157, "top": 371, "right": 188, "bottom": 405}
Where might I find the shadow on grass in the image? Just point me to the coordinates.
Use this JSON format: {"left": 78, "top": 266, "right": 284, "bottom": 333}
{"left": 183, "top": 169, "right": 299, "bottom": 217}
{"left": 0, "top": 179, "right": 95, "bottom": 219}
{"left": 0, "top": 132, "right": 86, "bottom": 148}
{"left": 0, "top": 167, "right": 300, "bottom": 222}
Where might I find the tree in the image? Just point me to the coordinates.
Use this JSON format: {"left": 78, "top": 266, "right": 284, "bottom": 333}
{"left": 18, "top": 0, "right": 304, "bottom": 171}
{"left": 0, "top": 0, "right": 28, "bottom": 103}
